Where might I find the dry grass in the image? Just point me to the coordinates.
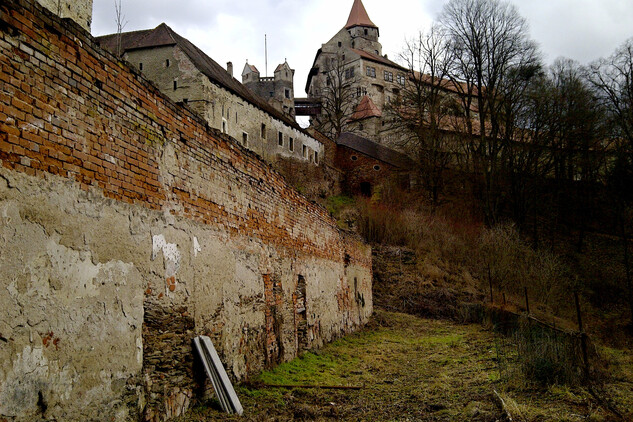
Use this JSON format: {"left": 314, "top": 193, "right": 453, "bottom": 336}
{"left": 174, "top": 311, "right": 632, "bottom": 422}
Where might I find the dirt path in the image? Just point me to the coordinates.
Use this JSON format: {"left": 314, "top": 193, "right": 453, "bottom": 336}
{"left": 176, "top": 310, "right": 631, "bottom": 421}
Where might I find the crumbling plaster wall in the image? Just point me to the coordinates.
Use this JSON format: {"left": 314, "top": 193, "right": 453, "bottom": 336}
{"left": 0, "top": 1, "right": 372, "bottom": 421}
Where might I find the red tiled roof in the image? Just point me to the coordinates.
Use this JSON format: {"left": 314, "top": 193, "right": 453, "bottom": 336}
{"left": 345, "top": 0, "right": 377, "bottom": 29}
{"left": 350, "top": 95, "right": 382, "bottom": 121}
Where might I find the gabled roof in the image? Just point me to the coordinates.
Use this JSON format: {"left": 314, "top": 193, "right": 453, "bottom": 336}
{"left": 350, "top": 48, "right": 406, "bottom": 71}
{"left": 274, "top": 61, "right": 292, "bottom": 73}
{"left": 96, "top": 25, "right": 176, "bottom": 53}
{"left": 243, "top": 63, "right": 259, "bottom": 74}
{"left": 338, "top": 132, "right": 415, "bottom": 170}
{"left": 345, "top": 0, "right": 377, "bottom": 30}
{"left": 350, "top": 95, "right": 382, "bottom": 121}
{"left": 96, "top": 24, "right": 309, "bottom": 136}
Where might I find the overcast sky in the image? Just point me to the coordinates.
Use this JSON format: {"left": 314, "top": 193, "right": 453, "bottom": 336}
{"left": 91, "top": 0, "right": 633, "bottom": 98}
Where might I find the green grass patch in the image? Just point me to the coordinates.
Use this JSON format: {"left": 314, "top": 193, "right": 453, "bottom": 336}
{"left": 325, "top": 195, "right": 355, "bottom": 216}
{"left": 256, "top": 351, "right": 359, "bottom": 387}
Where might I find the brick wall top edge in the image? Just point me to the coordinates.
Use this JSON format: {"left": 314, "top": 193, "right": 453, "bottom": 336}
{"left": 0, "top": 0, "right": 371, "bottom": 266}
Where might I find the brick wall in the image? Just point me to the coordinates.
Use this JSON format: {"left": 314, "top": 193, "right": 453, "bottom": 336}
{"left": 0, "top": 1, "right": 372, "bottom": 421}
{"left": 335, "top": 144, "right": 408, "bottom": 195}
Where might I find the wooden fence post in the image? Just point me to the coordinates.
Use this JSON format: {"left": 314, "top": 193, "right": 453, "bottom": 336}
{"left": 575, "top": 291, "right": 590, "bottom": 381}
{"left": 488, "top": 264, "right": 494, "bottom": 304}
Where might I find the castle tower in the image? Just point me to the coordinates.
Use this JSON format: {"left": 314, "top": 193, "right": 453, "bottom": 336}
{"left": 243, "top": 60, "right": 296, "bottom": 118}
{"left": 345, "top": 0, "right": 381, "bottom": 55}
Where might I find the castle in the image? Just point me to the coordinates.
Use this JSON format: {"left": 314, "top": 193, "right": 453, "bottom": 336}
{"left": 96, "top": 27, "right": 321, "bottom": 166}
{"left": 305, "top": 0, "right": 409, "bottom": 148}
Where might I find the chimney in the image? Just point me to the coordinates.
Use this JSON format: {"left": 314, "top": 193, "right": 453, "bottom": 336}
{"left": 227, "top": 62, "right": 233, "bottom": 77}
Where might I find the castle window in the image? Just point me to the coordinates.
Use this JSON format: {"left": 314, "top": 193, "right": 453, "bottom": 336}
{"left": 278, "top": 132, "right": 283, "bottom": 146}
{"left": 285, "top": 89, "right": 290, "bottom": 99}
{"left": 222, "top": 119, "right": 227, "bottom": 134}
{"left": 384, "top": 71, "right": 393, "bottom": 82}
{"left": 261, "top": 123, "right": 267, "bottom": 139}
{"left": 366, "top": 66, "right": 376, "bottom": 78}
{"left": 242, "top": 132, "right": 248, "bottom": 146}
{"left": 397, "top": 74, "right": 406, "bottom": 86}
{"left": 345, "top": 67, "right": 355, "bottom": 79}
{"left": 269, "top": 91, "right": 274, "bottom": 97}
{"left": 139, "top": 63, "right": 143, "bottom": 71}
{"left": 165, "top": 59, "right": 170, "bottom": 67}
{"left": 289, "top": 137, "right": 294, "bottom": 151}
{"left": 351, "top": 155, "right": 358, "bottom": 161}
{"left": 302, "top": 145, "right": 307, "bottom": 158}
{"left": 373, "top": 165, "right": 381, "bottom": 171}
{"left": 338, "top": 41, "right": 342, "bottom": 47}
{"left": 314, "top": 151, "right": 318, "bottom": 164}
{"left": 342, "top": 54, "right": 346, "bottom": 61}
{"left": 173, "top": 80, "right": 177, "bottom": 90}
{"left": 364, "top": 29, "right": 368, "bottom": 36}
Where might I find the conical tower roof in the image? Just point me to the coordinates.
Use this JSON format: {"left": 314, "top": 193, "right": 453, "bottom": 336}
{"left": 345, "top": 0, "right": 377, "bottom": 29}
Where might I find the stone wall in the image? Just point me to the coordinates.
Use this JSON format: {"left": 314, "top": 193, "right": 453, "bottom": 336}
{"left": 0, "top": 1, "right": 372, "bottom": 421}
{"left": 335, "top": 145, "right": 408, "bottom": 195}
{"left": 36, "top": 0, "right": 93, "bottom": 31}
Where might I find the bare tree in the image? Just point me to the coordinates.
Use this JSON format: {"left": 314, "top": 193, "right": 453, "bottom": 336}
{"left": 438, "top": 0, "right": 540, "bottom": 224}
{"left": 587, "top": 39, "right": 633, "bottom": 325}
{"left": 114, "top": 0, "right": 128, "bottom": 57}
{"left": 312, "top": 53, "right": 358, "bottom": 140}
{"left": 386, "top": 26, "right": 458, "bottom": 205}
